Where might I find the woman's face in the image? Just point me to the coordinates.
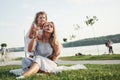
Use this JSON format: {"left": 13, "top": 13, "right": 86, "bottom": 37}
{"left": 43, "top": 22, "right": 54, "bottom": 33}
{"left": 37, "top": 14, "right": 47, "bottom": 25}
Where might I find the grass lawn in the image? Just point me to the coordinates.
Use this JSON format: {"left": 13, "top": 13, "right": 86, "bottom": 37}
{"left": 59, "top": 54, "right": 120, "bottom": 61}
{"left": 0, "top": 64, "right": 120, "bottom": 80}
{"left": 13, "top": 54, "right": 120, "bottom": 61}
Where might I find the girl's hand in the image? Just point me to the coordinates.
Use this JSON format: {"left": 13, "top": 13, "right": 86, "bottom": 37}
{"left": 37, "top": 30, "right": 43, "bottom": 40}
{"left": 33, "top": 27, "right": 40, "bottom": 38}
{"left": 29, "top": 55, "right": 34, "bottom": 58}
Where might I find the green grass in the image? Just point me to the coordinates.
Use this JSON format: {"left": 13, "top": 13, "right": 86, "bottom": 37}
{"left": 13, "top": 54, "right": 120, "bottom": 61}
{"left": 0, "top": 64, "right": 120, "bottom": 80}
{"left": 12, "top": 57, "right": 23, "bottom": 60}
{"left": 59, "top": 54, "right": 120, "bottom": 61}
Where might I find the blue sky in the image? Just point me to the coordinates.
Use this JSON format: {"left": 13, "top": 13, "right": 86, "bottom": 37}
{"left": 0, "top": 0, "right": 120, "bottom": 48}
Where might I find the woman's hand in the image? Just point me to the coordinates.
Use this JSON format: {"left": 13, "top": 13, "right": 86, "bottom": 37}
{"left": 50, "top": 55, "right": 58, "bottom": 61}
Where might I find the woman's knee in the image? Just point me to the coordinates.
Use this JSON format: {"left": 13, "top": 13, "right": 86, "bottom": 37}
{"left": 29, "top": 62, "right": 40, "bottom": 73}
{"left": 22, "top": 58, "right": 33, "bottom": 70}
{"left": 32, "top": 62, "right": 40, "bottom": 68}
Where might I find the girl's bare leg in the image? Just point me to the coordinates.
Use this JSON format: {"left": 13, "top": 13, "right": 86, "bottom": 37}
{"left": 23, "top": 62, "right": 40, "bottom": 77}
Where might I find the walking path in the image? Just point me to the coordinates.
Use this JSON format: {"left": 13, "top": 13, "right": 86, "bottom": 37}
{"left": 57, "top": 60, "right": 120, "bottom": 64}
{"left": 0, "top": 60, "right": 120, "bottom": 66}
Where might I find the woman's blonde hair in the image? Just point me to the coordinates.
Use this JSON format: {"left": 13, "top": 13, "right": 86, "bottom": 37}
{"left": 42, "top": 22, "right": 61, "bottom": 56}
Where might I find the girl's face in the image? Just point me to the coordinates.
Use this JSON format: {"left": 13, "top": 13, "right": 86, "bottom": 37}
{"left": 37, "top": 14, "right": 47, "bottom": 25}
{"left": 43, "top": 22, "right": 54, "bottom": 33}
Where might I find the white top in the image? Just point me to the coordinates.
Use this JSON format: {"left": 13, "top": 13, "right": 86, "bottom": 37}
{"left": 34, "top": 41, "right": 53, "bottom": 57}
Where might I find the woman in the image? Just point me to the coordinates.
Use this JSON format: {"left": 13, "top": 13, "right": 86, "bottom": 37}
{"left": 16, "top": 22, "right": 61, "bottom": 79}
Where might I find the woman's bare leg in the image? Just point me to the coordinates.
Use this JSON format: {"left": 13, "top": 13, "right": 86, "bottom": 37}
{"left": 23, "top": 62, "right": 40, "bottom": 77}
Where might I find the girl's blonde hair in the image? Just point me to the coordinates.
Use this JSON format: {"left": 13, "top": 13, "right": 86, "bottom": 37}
{"left": 33, "top": 11, "right": 47, "bottom": 25}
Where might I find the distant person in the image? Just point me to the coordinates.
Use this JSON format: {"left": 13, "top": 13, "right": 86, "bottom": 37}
{"left": 105, "top": 40, "right": 114, "bottom": 54}
{"left": 75, "top": 53, "right": 82, "bottom": 56}
{"left": 1, "top": 47, "right": 7, "bottom": 55}
{"left": 0, "top": 46, "right": 9, "bottom": 61}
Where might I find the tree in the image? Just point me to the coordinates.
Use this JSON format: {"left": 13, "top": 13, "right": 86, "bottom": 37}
{"left": 69, "top": 34, "right": 76, "bottom": 40}
{"left": 69, "top": 24, "right": 81, "bottom": 41}
{"left": 85, "top": 16, "right": 98, "bottom": 26}
{"left": 1, "top": 43, "right": 7, "bottom": 47}
{"left": 62, "top": 24, "right": 79, "bottom": 43}
{"left": 63, "top": 38, "right": 67, "bottom": 42}
{"left": 85, "top": 16, "right": 99, "bottom": 55}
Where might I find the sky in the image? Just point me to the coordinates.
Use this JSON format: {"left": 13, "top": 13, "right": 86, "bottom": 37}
{"left": 0, "top": 0, "right": 120, "bottom": 48}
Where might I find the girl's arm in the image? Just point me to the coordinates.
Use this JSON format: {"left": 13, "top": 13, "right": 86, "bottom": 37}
{"left": 29, "top": 24, "right": 42, "bottom": 40}
{"left": 28, "top": 28, "right": 39, "bottom": 53}
{"left": 28, "top": 24, "right": 40, "bottom": 52}
{"left": 29, "top": 24, "right": 35, "bottom": 39}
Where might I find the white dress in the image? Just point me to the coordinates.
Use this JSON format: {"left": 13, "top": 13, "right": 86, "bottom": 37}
{"left": 33, "top": 41, "right": 57, "bottom": 73}
{"left": 22, "top": 41, "right": 57, "bottom": 73}
{"left": 22, "top": 42, "right": 57, "bottom": 73}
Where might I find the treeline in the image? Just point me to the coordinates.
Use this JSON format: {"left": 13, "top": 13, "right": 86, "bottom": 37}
{"left": 8, "top": 47, "right": 24, "bottom": 52}
{"left": 7, "top": 34, "right": 120, "bottom": 52}
{"left": 62, "top": 34, "right": 120, "bottom": 47}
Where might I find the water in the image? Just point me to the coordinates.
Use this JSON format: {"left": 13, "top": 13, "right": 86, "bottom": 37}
{"left": 8, "top": 51, "right": 26, "bottom": 59}
{"left": 8, "top": 43, "right": 120, "bottom": 58}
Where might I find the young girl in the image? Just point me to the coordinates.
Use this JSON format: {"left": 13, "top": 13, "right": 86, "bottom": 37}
{"left": 25, "top": 11, "right": 48, "bottom": 57}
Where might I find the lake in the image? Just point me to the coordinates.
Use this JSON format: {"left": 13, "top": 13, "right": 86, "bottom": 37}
{"left": 60, "top": 43, "right": 120, "bottom": 56}
{"left": 8, "top": 43, "right": 120, "bottom": 58}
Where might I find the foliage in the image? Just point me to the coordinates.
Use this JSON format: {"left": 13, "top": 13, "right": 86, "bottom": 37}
{"left": 1, "top": 43, "right": 7, "bottom": 47}
{"left": 12, "top": 57, "right": 23, "bottom": 60}
{"left": 62, "top": 34, "right": 120, "bottom": 47}
{"left": 8, "top": 47, "right": 24, "bottom": 52}
{"left": 85, "top": 16, "right": 98, "bottom": 26}
{"left": 63, "top": 38, "right": 67, "bottom": 42}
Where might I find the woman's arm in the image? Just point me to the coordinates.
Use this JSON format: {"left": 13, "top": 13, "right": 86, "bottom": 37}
{"left": 51, "top": 42, "right": 61, "bottom": 61}
{"left": 28, "top": 38, "right": 37, "bottom": 58}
